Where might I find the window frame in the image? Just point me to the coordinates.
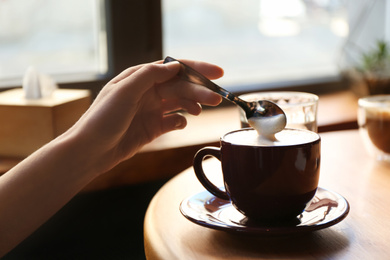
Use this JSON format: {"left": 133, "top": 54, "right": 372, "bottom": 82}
{"left": 62, "top": 0, "right": 163, "bottom": 98}
{"left": 1, "top": 0, "right": 346, "bottom": 98}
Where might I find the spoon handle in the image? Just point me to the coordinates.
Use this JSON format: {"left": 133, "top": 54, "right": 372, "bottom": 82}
{"left": 164, "top": 56, "right": 252, "bottom": 114}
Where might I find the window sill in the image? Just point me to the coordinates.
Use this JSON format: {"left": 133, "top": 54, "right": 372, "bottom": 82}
{"left": 0, "top": 89, "right": 359, "bottom": 191}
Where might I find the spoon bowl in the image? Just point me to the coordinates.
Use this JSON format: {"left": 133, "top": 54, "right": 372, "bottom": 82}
{"left": 164, "top": 56, "right": 287, "bottom": 135}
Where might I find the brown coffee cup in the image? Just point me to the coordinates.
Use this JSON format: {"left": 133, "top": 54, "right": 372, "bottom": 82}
{"left": 193, "top": 128, "right": 321, "bottom": 222}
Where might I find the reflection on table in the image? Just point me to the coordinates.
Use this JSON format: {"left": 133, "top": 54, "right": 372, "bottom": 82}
{"left": 144, "top": 129, "right": 390, "bottom": 259}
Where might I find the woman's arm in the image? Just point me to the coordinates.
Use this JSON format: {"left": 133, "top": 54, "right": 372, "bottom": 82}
{"left": 0, "top": 59, "right": 223, "bottom": 256}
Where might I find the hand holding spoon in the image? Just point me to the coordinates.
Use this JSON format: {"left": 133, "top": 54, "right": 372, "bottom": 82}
{"left": 164, "top": 56, "right": 287, "bottom": 138}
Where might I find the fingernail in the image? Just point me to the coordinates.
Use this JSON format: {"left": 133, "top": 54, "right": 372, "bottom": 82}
{"left": 165, "top": 60, "right": 180, "bottom": 67}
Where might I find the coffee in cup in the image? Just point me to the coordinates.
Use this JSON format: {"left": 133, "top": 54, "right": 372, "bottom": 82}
{"left": 358, "top": 95, "right": 390, "bottom": 162}
{"left": 193, "top": 128, "right": 321, "bottom": 222}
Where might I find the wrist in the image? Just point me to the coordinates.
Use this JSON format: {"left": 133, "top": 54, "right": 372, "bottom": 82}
{"left": 44, "top": 131, "right": 103, "bottom": 185}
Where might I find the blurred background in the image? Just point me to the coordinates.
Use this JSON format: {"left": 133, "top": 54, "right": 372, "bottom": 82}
{"left": 1, "top": 0, "right": 389, "bottom": 259}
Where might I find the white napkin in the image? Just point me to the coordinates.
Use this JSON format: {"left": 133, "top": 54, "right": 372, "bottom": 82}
{"left": 22, "top": 66, "right": 58, "bottom": 99}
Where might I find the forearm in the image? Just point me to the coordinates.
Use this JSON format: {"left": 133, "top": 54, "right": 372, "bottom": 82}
{"left": 0, "top": 132, "right": 99, "bottom": 256}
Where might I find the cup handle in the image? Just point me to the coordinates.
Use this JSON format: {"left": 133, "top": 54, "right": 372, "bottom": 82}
{"left": 193, "top": 147, "right": 230, "bottom": 200}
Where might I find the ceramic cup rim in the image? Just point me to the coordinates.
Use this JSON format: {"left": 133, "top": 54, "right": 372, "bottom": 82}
{"left": 221, "top": 128, "right": 321, "bottom": 148}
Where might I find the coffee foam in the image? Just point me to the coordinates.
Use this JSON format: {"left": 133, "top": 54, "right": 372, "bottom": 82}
{"left": 366, "top": 107, "right": 390, "bottom": 119}
{"left": 248, "top": 114, "right": 286, "bottom": 139}
{"left": 360, "top": 96, "right": 390, "bottom": 119}
{"left": 223, "top": 128, "right": 319, "bottom": 146}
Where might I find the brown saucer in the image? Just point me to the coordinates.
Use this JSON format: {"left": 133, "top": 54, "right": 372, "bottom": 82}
{"left": 180, "top": 187, "right": 349, "bottom": 235}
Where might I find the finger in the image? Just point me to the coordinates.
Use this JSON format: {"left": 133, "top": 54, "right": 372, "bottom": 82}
{"left": 160, "top": 113, "right": 187, "bottom": 134}
{"left": 169, "top": 58, "right": 224, "bottom": 80}
{"left": 161, "top": 99, "right": 202, "bottom": 116}
{"left": 80, "top": 62, "right": 181, "bottom": 130}
{"left": 99, "top": 62, "right": 181, "bottom": 112}
{"left": 108, "top": 64, "right": 144, "bottom": 84}
{"left": 118, "top": 62, "right": 181, "bottom": 101}
{"left": 157, "top": 80, "right": 222, "bottom": 106}
{"left": 110, "top": 58, "right": 223, "bottom": 86}
{"left": 109, "top": 59, "right": 170, "bottom": 84}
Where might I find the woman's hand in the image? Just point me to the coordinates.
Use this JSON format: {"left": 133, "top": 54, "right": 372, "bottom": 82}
{"left": 0, "top": 59, "right": 223, "bottom": 256}
{"left": 67, "top": 59, "right": 224, "bottom": 174}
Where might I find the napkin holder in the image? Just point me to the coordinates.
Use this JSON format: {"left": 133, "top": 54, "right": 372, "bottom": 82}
{"left": 0, "top": 88, "right": 91, "bottom": 157}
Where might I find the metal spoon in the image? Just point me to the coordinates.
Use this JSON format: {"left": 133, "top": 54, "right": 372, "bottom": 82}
{"left": 163, "top": 56, "right": 287, "bottom": 134}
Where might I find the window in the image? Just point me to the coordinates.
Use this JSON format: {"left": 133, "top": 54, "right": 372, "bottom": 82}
{"left": 0, "top": 0, "right": 162, "bottom": 94}
{"left": 340, "top": 0, "right": 390, "bottom": 72}
{"left": 0, "top": 0, "right": 108, "bottom": 88}
{"left": 2, "top": 0, "right": 361, "bottom": 94}
{"left": 162, "top": 0, "right": 348, "bottom": 92}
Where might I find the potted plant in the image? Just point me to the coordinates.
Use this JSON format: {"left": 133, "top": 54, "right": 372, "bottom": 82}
{"left": 356, "top": 40, "right": 390, "bottom": 95}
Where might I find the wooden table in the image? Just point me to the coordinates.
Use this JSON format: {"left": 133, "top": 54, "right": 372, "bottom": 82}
{"left": 144, "top": 129, "right": 390, "bottom": 259}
